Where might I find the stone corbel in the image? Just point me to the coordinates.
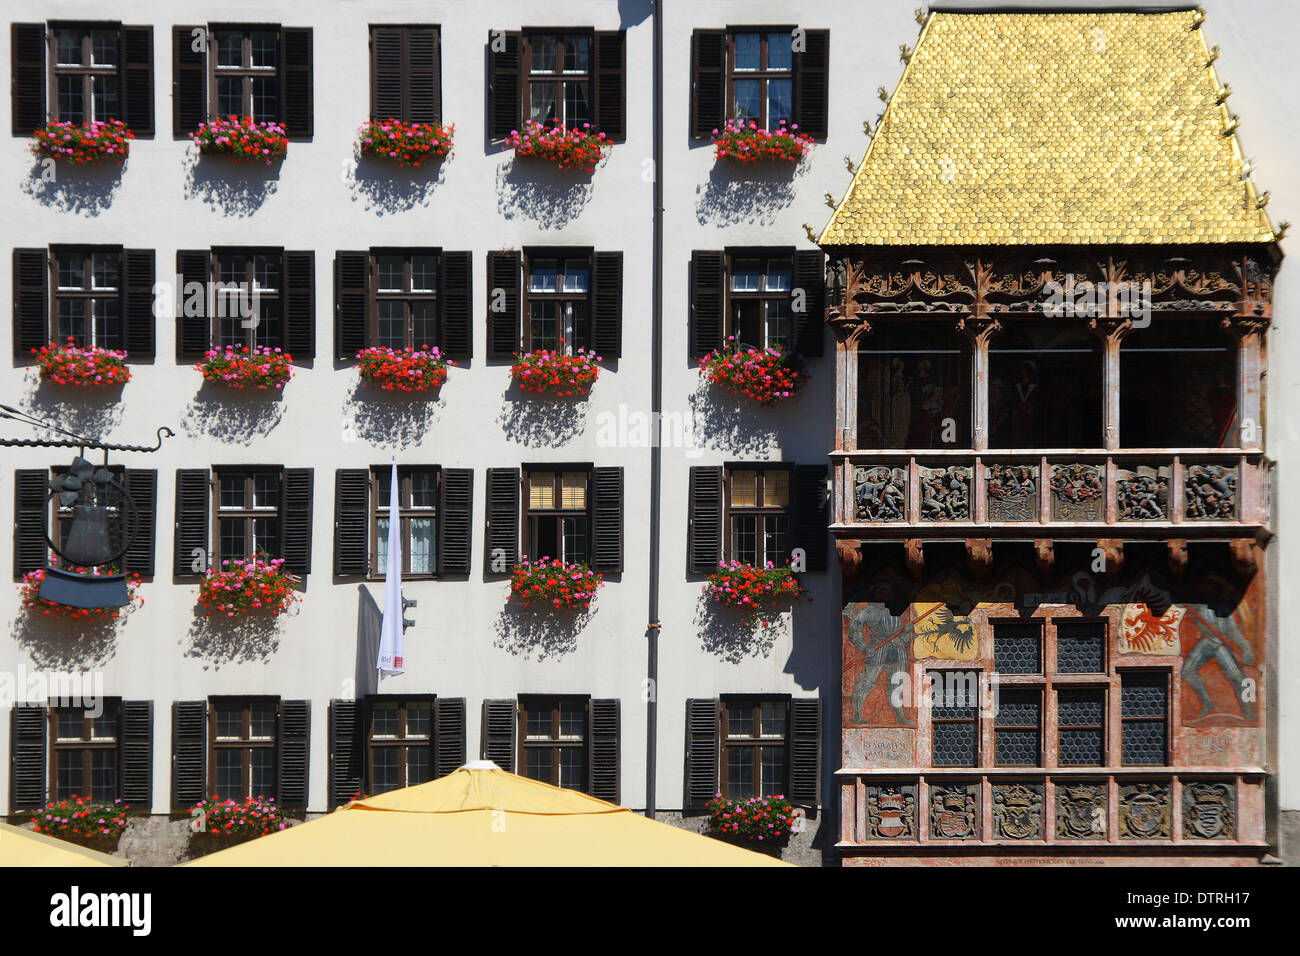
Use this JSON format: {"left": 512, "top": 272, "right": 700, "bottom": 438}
{"left": 1229, "top": 539, "right": 1258, "bottom": 577}
{"left": 1034, "top": 538, "right": 1055, "bottom": 579}
{"left": 1097, "top": 538, "right": 1125, "bottom": 578}
{"left": 966, "top": 538, "right": 993, "bottom": 581}
{"left": 1166, "top": 539, "right": 1188, "bottom": 580}
{"left": 836, "top": 539, "right": 864, "bottom": 578}
{"left": 904, "top": 538, "right": 925, "bottom": 580}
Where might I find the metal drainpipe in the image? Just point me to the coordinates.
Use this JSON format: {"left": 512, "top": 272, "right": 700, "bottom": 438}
{"left": 645, "top": 0, "right": 664, "bottom": 819}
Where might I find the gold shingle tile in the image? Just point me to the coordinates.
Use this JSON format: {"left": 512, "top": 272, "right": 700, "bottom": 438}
{"left": 819, "top": 10, "right": 1276, "bottom": 247}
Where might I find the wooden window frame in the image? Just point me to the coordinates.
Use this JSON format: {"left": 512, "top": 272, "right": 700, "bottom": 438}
{"left": 521, "top": 30, "right": 594, "bottom": 129}
{"left": 208, "top": 696, "right": 278, "bottom": 802}
{"left": 365, "top": 695, "right": 435, "bottom": 795}
{"left": 719, "top": 695, "right": 791, "bottom": 801}
{"left": 522, "top": 249, "right": 593, "bottom": 354}
{"left": 725, "top": 27, "right": 796, "bottom": 132}
{"left": 48, "top": 699, "right": 121, "bottom": 801}
{"left": 48, "top": 22, "right": 121, "bottom": 125}
{"left": 518, "top": 695, "right": 588, "bottom": 790}
{"left": 210, "top": 247, "right": 283, "bottom": 351}
{"left": 725, "top": 248, "right": 794, "bottom": 350}
{"left": 369, "top": 249, "right": 441, "bottom": 351}
{"left": 212, "top": 467, "right": 282, "bottom": 564}
{"left": 208, "top": 23, "right": 280, "bottom": 123}
{"left": 521, "top": 466, "right": 591, "bottom": 565}
{"left": 48, "top": 245, "right": 124, "bottom": 350}
{"left": 723, "top": 464, "right": 793, "bottom": 566}
{"left": 368, "top": 465, "right": 440, "bottom": 581}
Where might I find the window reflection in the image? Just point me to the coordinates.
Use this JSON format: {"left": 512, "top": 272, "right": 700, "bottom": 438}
{"left": 857, "top": 326, "right": 970, "bottom": 449}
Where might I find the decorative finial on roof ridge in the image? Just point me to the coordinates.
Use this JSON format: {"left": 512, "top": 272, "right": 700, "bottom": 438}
{"left": 899, "top": 44, "right": 913, "bottom": 64}
{"left": 1276, "top": 222, "right": 1290, "bottom": 241}
{"left": 1216, "top": 83, "right": 1231, "bottom": 105}
{"left": 1191, "top": 8, "right": 1206, "bottom": 30}
{"left": 1256, "top": 191, "right": 1270, "bottom": 209}
{"left": 915, "top": 7, "right": 927, "bottom": 26}
{"left": 1206, "top": 44, "right": 1220, "bottom": 66}
{"left": 877, "top": 86, "right": 890, "bottom": 103}
{"left": 801, "top": 223, "right": 818, "bottom": 244}
{"left": 1222, "top": 115, "right": 1240, "bottom": 136}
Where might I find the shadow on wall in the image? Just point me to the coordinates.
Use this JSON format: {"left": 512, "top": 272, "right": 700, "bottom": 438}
{"left": 688, "top": 377, "right": 780, "bottom": 456}
{"left": 183, "top": 151, "right": 280, "bottom": 217}
{"left": 182, "top": 608, "right": 287, "bottom": 670}
{"left": 492, "top": 601, "right": 592, "bottom": 660}
{"left": 496, "top": 384, "right": 589, "bottom": 447}
{"left": 11, "top": 610, "right": 122, "bottom": 670}
{"left": 345, "top": 152, "right": 448, "bottom": 215}
{"left": 17, "top": 374, "right": 127, "bottom": 441}
{"left": 20, "top": 157, "right": 125, "bottom": 216}
{"left": 695, "top": 158, "right": 806, "bottom": 227}
{"left": 182, "top": 382, "right": 286, "bottom": 444}
{"left": 693, "top": 593, "right": 791, "bottom": 664}
{"left": 342, "top": 380, "right": 444, "bottom": 448}
{"left": 496, "top": 155, "right": 596, "bottom": 229}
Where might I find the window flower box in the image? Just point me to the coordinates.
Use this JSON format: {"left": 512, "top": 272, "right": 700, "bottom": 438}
{"left": 705, "top": 793, "right": 796, "bottom": 848}
{"left": 31, "top": 119, "right": 133, "bottom": 165}
{"left": 510, "top": 557, "right": 603, "bottom": 612}
{"left": 511, "top": 347, "right": 602, "bottom": 397}
{"left": 704, "top": 561, "right": 803, "bottom": 613}
{"left": 506, "top": 120, "right": 610, "bottom": 172}
{"left": 700, "top": 341, "right": 805, "bottom": 406}
{"left": 19, "top": 568, "right": 143, "bottom": 621}
{"left": 196, "top": 346, "right": 293, "bottom": 391}
{"left": 193, "top": 116, "right": 288, "bottom": 165}
{"left": 356, "top": 346, "right": 451, "bottom": 393}
{"left": 188, "top": 795, "right": 290, "bottom": 854}
{"left": 197, "top": 556, "right": 299, "bottom": 618}
{"left": 711, "top": 119, "right": 815, "bottom": 165}
{"left": 30, "top": 797, "right": 131, "bottom": 853}
{"left": 33, "top": 340, "right": 131, "bottom": 387}
{"left": 357, "top": 119, "right": 454, "bottom": 167}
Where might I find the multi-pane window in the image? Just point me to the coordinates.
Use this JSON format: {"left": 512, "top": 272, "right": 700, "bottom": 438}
{"left": 720, "top": 698, "right": 789, "bottom": 799}
{"left": 993, "top": 621, "right": 1042, "bottom": 675}
{"left": 727, "top": 30, "right": 793, "bottom": 131}
{"left": 520, "top": 697, "right": 587, "bottom": 791}
{"left": 1056, "top": 621, "right": 1106, "bottom": 674}
{"left": 524, "top": 33, "right": 591, "bottom": 127}
{"left": 1057, "top": 687, "right": 1106, "bottom": 766}
{"left": 726, "top": 466, "right": 790, "bottom": 566}
{"left": 367, "top": 698, "right": 433, "bottom": 795}
{"left": 930, "top": 670, "right": 979, "bottom": 766}
{"left": 52, "top": 26, "right": 119, "bottom": 123}
{"left": 216, "top": 470, "right": 281, "bottom": 562}
{"left": 53, "top": 249, "right": 121, "bottom": 349}
{"left": 211, "top": 699, "right": 276, "bottom": 801}
{"left": 372, "top": 467, "right": 438, "bottom": 578}
{"left": 374, "top": 253, "right": 438, "bottom": 350}
{"left": 994, "top": 688, "right": 1041, "bottom": 766}
{"left": 215, "top": 251, "right": 281, "bottom": 350}
{"left": 525, "top": 255, "right": 590, "bottom": 354}
{"left": 213, "top": 27, "right": 279, "bottom": 123}
{"left": 524, "top": 470, "right": 589, "bottom": 564}
{"left": 1121, "top": 672, "right": 1169, "bottom": 766}
{"left": 50, "top": 701, "right": 120, "bottom": 801}
{"left": 729, "top": 254, "right": 792, "bottom": 349}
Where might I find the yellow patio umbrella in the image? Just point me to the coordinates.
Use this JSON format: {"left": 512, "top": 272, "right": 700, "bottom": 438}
{"left": 0, "top": 821, "right": 129, "bottom": 867}
{"left": 187, "top": 761, "right": 792, "bottom": 867}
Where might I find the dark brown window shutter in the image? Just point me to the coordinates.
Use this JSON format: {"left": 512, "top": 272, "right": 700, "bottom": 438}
{"left": 172, "top": 26, "right": 207, "bottom": 137}
{"left": 11, "top": 24, "right": 45, "bottom": 136}
{"left": 328, "top": 699, "right": 364, "bottom": 808}
{"left": 333, "top": 469, "right": 369, "bottom": 576}
{"left": 590, "top": 467, "right": 624, "bottom": 574}
{"left": 690, "top": 250, "right": 725, "bottom": 358}
{"left": 690, "top": 30, "right": 726, "bottom": 141}
{"left": 480, "top": 699, "right": 517, "bottom": 772}
{"left": 789, "top": 698, "right": 821, "bottom": 808}
{"left": 119, "top": 700, "right": 154, "bottom": 805}
{"left": 486, "top": 31, "right": 521, "bottom": 141}
{"left": 590, "top": 250, "right": 622, "bottom": 359}
{"left": 175, "top": 249, "right": 210, "bottom": 359}
{"left": 14, "top": 469, "right": 48, "bottom": 577}
{"left": 170, "top": 700, "right": 207, "bottom": 810}
{"left": 437, "top": 468, "right": 473, "bottom": 575}
{"left": 370, "top": 27, "right": 403, "bottom": 121}
{"left": 9, "top": 703, "right": 46, "bottom": 810}
{"left": 408, "top": 27, "right": 441, "bottom": 124}
{"left": 587, "top": 698, "right": 620, "bottom": 802}
{"left": 792, "top": 464, "right": 829, "bottom": 573}
{"left": 593, "top": 31, "right": 625, "bottom": 141}
{"left": 486, "top": 250, "right": 521, "bottom": 358}
{"left": 434, "top": 697, "right": 466, "bottom": 778}
{"left": 119, "top": 26, "right": 154, "bottom": 136}
{"left": 684, "top": 699, "right": 720, "bottom": 813}
{"left": 793, "top": 30, "right": 830, "bottom": 140}
{"left": 484, "top": 468, "right": 519, "bottom": 574}
{"left": 280, "top": 27, "right": 313, "bottom": 139}
{"left": 687, "top": 466, "right": 723, "bottom": 575}
{"left": 284, "top": 250, "right": 315, "bottom": 359}
{"left": 277, "top": 700, "right": 311, "bottom": 810}
{"left": 122, "top": 248, "right": 156, "bottom": 359}
{"left": 333, "top": 250, "right": 370, "bottom": 360}
{"left": 792, "top": 249, "right": 826, "bottom": 357}
{"left": 173, "top": 469, "right": 210, "bottom": 578}
{"left": 280, "top": 468, "right": 314, "bottom": 575}
{"left": 122, "top": 469, "right": 157, "bottom": 577}
{"left": 13, "top": 248, "right": 48, "bottom": 358}
{"left": 439, "top": 250, "right": 472, "bottom": 359}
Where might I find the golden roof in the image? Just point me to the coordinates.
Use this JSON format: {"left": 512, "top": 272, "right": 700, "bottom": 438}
{"left": 819, "top": 10, "right": 1276, "bottom": 247}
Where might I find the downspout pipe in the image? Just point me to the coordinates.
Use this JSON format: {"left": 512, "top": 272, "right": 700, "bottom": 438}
{"left": 645, "top": 0, "right": 664, "bottom": 819}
